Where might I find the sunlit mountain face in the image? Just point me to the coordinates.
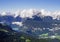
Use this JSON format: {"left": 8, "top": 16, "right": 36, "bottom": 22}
{"left": 0, "top": 9, "right": 60, "bottom": 38}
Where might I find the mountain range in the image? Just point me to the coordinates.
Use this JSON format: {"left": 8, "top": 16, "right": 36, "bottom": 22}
{"left": 0, "top": 9, "right": 60, "bottom": 38}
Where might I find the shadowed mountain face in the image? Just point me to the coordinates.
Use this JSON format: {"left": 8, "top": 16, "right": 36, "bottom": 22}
{"left": 0, "top": 16, "right": 22, "bottom": 23}
{"left": 0, "top": 23, "right": 39, "bottom": 42}
{"left": 23, "top": 15, "right": 60, "bottom": 36}
{"left": 0, "top": 23, "right": 60, "bottom": 42}
{"left": 0, "top": 15, "right": 60, "bottom": 37}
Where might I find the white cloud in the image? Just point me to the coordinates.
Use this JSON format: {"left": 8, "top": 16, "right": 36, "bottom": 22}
{"left": 0, "top": 9, "right": 60, "bottom": 19}
{"left": 51, "top": 11, "right": 60, "bottom": 19}
{"left": 20, "top": 9, "right": 39, "bottom": 18}
{"left": 0, "top": 11, "right": 6, "bottom": 16}
{"left": 0, "top": 11, "right": 15, "bottom": 17}
{"left": 12, "top": 22, "right": 23, "bottom": 26}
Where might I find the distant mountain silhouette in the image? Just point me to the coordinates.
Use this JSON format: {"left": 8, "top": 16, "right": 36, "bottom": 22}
{"left": 33, "top": 15, "right": 42, "bottom": 21}
{"left": 15, "top": 16, "right": 22, "bottom": 22}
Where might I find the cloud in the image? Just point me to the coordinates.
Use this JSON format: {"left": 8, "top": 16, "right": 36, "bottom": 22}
{"left": 0, "top": 11, "right": 15, "bottom": 17}
{"left": 40, "top": 9, "right": 51, "bottom": 16}
{"left": 51, "top": 11, "right": 60, "bottom": 19}
{"left": 0, "top": 9, "right": 60, "bottom": 19}
{"left": 12, "top": 22, "right": 23, "bottom": 26}
{"left": 0, "top": 9, "right": 41, "bottom": 18}
{"left": 0, "top": 11, "right": 6, "bottom": 16}
{"left": 20, "top": 9, "right": 40, "bottom": 18}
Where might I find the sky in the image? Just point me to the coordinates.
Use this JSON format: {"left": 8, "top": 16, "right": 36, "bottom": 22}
{"left": 0, "top": 0, "right": 60, "bottom": 11}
